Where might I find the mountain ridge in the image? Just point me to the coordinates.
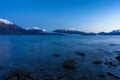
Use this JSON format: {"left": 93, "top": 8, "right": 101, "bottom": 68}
{"left": 0, "top": 18, "right": 119, "bottom": 35}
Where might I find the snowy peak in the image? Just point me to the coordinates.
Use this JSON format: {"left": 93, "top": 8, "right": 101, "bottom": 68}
{"left": 26, "top": 27, "right": 41, "bottom": 30}
{"left": 0, "top": 18, "right": 13, "bottom": 25}
{"left": 62, "top": 28, "right": 81, "bottom": 31}
{"left": 25, "top": 27, "right": 46, "bottom": 32}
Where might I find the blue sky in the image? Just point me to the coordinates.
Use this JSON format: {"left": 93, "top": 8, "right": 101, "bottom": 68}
{"left": 0, "top": 0, "right": 120, "bottom": 32}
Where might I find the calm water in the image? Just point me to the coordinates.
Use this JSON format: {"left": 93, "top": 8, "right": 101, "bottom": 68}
{"left": 0, "top": 35, "right": 120, "bottom": 80}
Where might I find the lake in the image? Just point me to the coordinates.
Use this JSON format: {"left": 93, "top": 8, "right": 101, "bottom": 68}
{"left": 0, "top": 35, "right": 120, "bottom": 80}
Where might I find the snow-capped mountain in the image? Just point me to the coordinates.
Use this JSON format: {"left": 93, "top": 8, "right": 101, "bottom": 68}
{"left": 0, "top": 18, "right": 25, "bottom": 34}
{"left": 3, "top": 18, "right": 120, "bottom": 35}
{"left": 0, "top": 18, "right": 65, "bottom": 35}
{"left": 25, "top": 27, "right": 46, "bottom": 35}
{"left": 0, "top": 18, "right": 13, "bottom": 25}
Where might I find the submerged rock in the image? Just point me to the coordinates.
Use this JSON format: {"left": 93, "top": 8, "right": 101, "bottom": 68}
{"left": 109, "top": 44, "right": 118, "bottom": 46}
{"left": 78, "top": 75, "right": 90, "bottom": 80}
{"left": 98, "top": 74, "right": 105, "bottom": 78}
{"left": 114, "top": 51, "right": 120, "bottom": 53}
{"left": 63, "top": 59, "right": 77, "bottom": 69}
{"left": 97, "top": 49, "right": 104, "bottom": 51}
{"left": 0, "top": 66, "right": 3, "bottom": 70}
{"left": 3, "top": 68, "right": 35, "bottom": 80}
{"left": 104, "top": 60, "right": 117, "bottom": 67}
{"left": 75, "top": 51, "right": 85, "bottom": 56}
{"left": 52, "top": 53, "right": 61, "bottom": 57}
{"left": 93, "top": 60, "right": 102, "bottom": 64}
{"left": 44, "top": 72, "right": 66, "bottom": 80}
{"left": 115, "top": 56, "right": 120, "bottom": 61}
{"left": 107, "top": 72, "right": 120, "bottom": 79}
{"left": 44, "top": 73, "right": 56, "bottom": 80}
{"left": 55, "top": 73, "right": 66, "bottom": 80}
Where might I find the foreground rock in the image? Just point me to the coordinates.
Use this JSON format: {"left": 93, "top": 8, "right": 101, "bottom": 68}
{"left": 3, "top": 68, "right": 35, "bottom": 80}
{"left": 63, "top": 59, "right": 77, "bottom": 69}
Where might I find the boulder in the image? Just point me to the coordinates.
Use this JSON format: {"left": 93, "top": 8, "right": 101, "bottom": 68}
{"left": 116, "top": 56, "right": 120, "bottom": 61}
{"left": 4, "top": 68, "right": 35, "bottom": 80}
{"left": 63, "top": 59, "right": 77, "bottom": 69}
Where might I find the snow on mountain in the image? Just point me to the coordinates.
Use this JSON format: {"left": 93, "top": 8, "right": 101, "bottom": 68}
{"left": 61, "top": 28, "right": 81, "bottom": 31}
{"left": 25, "top": 27, "right": 46, "bottom": 32}
{"left": 0, "top": 18, "right": 13, "bottom": 24}
{"left": 31, "top": 27, "right": 40, "bottom": 30}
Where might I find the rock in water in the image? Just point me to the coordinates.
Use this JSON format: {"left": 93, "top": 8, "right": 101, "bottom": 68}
{"left": 98, "top": 74, "right": 105, "bottom": 78}
{"left": 107, "top": 72, "right": 120, "bottom": 79}
{"left": 63, "top": 59, "right": 77, "bottom": 69}
{"left": 44, "top": 73, "right": 56, "bottom": 80}
{"left": 116, "top": 56, "right": 120, "bottom": 61}
{"left": 3, "top": 68, "right": 35, "bottom": 80}
{"left": 93, "top": 60, "right": 102, "bottom": 64}
{"left": 75, "top": 51, "right": 85, "bottom": 56}
{"left": 52, "top": 53, "right": 60, "bottom": 57}
{"left": 0, "top": 66, "right": 3, "bottom": 70}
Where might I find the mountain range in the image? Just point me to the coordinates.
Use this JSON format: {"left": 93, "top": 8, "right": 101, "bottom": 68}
{"left": 53, "top": 29, "right": 120, "bottom": 35}
{"left": 0, "top": 18, "right": 62, "bottom": 35}
{"left": 0, "top": 18, "right": 119, "bottom": 35}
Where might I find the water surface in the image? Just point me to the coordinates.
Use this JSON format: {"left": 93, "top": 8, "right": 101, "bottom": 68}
{"left": 0, "top": 35, "right": 120, "bottom": 80}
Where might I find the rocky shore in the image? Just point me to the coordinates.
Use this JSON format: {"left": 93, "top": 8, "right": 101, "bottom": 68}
{"left": 0, "top": 50, "right": 120, "bottom": 80}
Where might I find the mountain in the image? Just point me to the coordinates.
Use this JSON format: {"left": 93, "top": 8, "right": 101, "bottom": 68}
{"left": 98, "top": 30, "right": 120, "bottom": 35}
{"left": 0, "top": 18, "right": 25, "bottom": 34}
{"left": 53, "top": 29, "right": 96, "bottom": 35}
{"left": 98, "top": 32, "right": 108, "bottom": 35}
{"left": 1, "top": 18, "right": 120, "bottom": 35}
{"left": 108, "top": 30, "right": 120, "bottom": 35}
{"left": 25, "top": 27, "right": 46, "bottom": 34}
{"left": 0, "top": 18, "right": 62, "bottom": 35}
{"left": 25, "top": 27, "right": 46, "bottom": 32}
{"left": 53, "top": 29, "right": 86, "bottom": 34}
{"left": 25, "top": 27, "right": 63, "bottom": 35}
{"left": 53, "top": 29, "right": 120, "bottom": 35}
